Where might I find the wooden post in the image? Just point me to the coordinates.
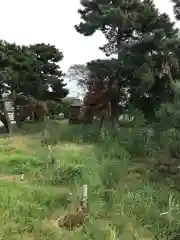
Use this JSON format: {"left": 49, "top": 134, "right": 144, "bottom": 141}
{"left": 81, "top": 184, "right": 88, "bottom": 209}
{"left": 48, "top": 144, "right": 57, "bottom": 165}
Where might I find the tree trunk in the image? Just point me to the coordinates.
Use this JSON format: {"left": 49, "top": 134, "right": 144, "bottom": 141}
{"left": 0, "top": 94, "right": 12, "bottom": 134}
{"left": 11, "top": 90, "right": 19, "bottom": 123}
{"left": 11, "top": 90, "right": 23, "bottom": 128}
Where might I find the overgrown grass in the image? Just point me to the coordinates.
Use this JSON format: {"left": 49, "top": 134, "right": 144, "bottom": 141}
{"left": 0, "top": 120, "right": 180, "bottom": 239}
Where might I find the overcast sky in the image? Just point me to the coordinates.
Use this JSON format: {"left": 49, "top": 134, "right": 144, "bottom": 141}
{"left": 0, "top": 0, "right": 178, "bottom": 97}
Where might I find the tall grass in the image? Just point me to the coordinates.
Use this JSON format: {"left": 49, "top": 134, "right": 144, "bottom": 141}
{"left": 0, "top": 120, "right": 180, "bottom": 239}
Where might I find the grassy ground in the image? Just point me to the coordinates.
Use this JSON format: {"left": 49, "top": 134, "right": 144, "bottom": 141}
{"left": 0, "top": 120, "right": 180, "bottom": 239}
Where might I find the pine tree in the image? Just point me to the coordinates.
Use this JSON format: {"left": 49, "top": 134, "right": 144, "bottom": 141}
{"left": 75, "top": 0, "right": 180, "bottom": 120}
{"left": 0, "top": 41, "right": 69, "bottom": 131}
{"left": 27, "top": 43, "right": 68, "bottom": 101}
{"left": 171, "top": 0, "right": 180, "bottom": 20}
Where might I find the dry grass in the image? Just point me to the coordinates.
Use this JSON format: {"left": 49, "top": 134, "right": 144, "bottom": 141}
{"left": 54, "top": 142, "right": 94, "bottom": 151}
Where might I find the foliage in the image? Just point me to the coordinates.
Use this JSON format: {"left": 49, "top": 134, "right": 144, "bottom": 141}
{"left": 27, "top": 43, "right": 68, "bottom": 101}
{"left": 67, "top": 64, "right": 89, "bottom": 93}
{"left": 68, "top": 59, "right": 127, "bottom": 122}
{"left": 47, "top": 101, "right": 62, "bottom": 117}
{"left": 172, "top": 0, "right": 180, "bottom": 20}
{"left": 75, "top": 0, "right": 180, "bottom": 119}
{"left": 0, "top": 41, "right": 69, "bottom": 101}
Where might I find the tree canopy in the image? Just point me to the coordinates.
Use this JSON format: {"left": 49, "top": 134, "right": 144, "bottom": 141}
{"left": 0, "top": 41, "right": 68, "bottom": 102}
{"left": 75, "top": 0, "right": 180, "bottom": 120}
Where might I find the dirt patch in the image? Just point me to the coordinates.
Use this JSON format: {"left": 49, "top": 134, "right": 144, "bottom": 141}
{"left": 41, "top": 217, "right": 76, "bottom": 239}
{"left": 20, "top": 233, "right": 34, "bottom": 240}
{"left": 54, "top": 142, "right": 94, "bottom": 152}
{"left": 8, "top": 135, "right": 31, "bottom": 149}
{"left": 2, "top": 135, "right": 39, "bottom": 154}
{"left": 0, "top": 173, "right": 29, "bottom": 184}
{"left": 42, "top": 217, "right": 61, "bottom": 230}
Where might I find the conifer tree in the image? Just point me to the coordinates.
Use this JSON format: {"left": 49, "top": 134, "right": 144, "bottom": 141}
{"left": 75, "top": 0, "right": 180, "bottom": 119}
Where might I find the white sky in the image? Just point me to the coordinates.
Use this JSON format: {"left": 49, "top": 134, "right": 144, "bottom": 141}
{"left": 0, "top": 0, "right": 178, "bottom": 97}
